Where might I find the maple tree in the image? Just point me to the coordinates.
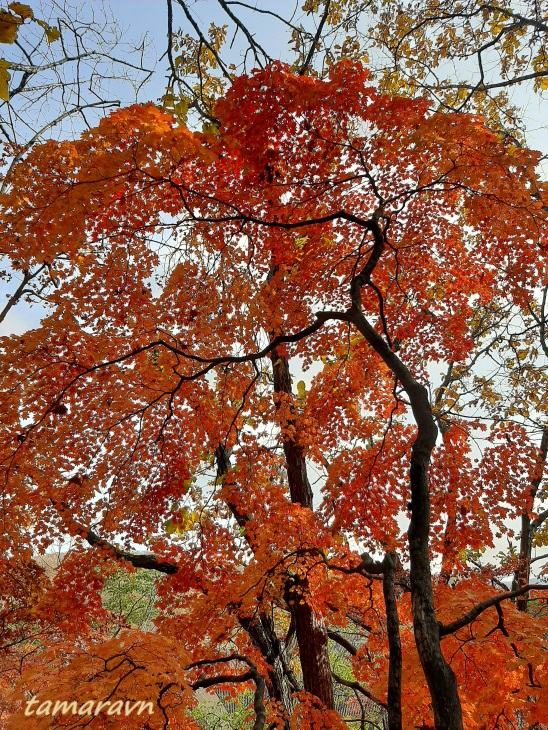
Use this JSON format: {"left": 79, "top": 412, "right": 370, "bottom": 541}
{"left": 2, "top": 24, "right": 548, "bottom": 730}
{"left": 165, "top": 0, "right": 548, "bottom": 637}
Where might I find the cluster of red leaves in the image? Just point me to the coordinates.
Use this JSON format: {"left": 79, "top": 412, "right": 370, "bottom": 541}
{"left": 1, "top": 60, "right": 548, "bottom": 728}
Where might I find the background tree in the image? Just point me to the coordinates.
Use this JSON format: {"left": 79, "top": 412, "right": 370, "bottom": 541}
{"left": 0, "top": 0, "right": 151, "bottom": 330}
{"left": 103, "top": 567, "right": 158, "bottom": 633}
{"left": 164, "top": 0, "right": 548, "bottom": 144}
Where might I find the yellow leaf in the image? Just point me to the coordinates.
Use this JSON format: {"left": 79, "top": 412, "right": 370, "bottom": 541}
{"left": 0, "top": 59, "right": 11, "bottom": 100}
{"left": 201, "top": 120, "right": 219, "bottom": 135}
{"left": 8, "top": 2, "right": 33, "bottom": 19}
{"left": 36, "top": 19, "right": 60, "bottom": 43}
{"left": 172, "top": 96, "right": 191, "bottom": 125}
{"left": 0, "top": 10, "right": 20, "bottom": 43}
{"left": 45, "top": 25, "right": 60, "bottom": 43}
{"left": 164, "top": 518, "right": 177, "bottom": 535}
{"left": 165, "top": 507, "right": 199, "bottom": 535}
{"left": 296, "top": 380, "right": 307, "bottom": 399}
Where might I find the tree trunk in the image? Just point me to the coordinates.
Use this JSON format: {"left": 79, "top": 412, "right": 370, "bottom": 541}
{"left": 241, "top": 614, "right": 295, "bottom": 726}
{"left": 513, "top": 426, "right": 548, "bottom": 612}
{"left": 408, "top": 426, "right": 462, "bottom": 730}
{"left": 271, "top": 350, "right": 335, "bottom": 711}
{"left": 284, "top": 574, "right": 334, "bottom": 708}
{"left": 271, "top": 351, "right": 313, "bottom": 507}
{"left": 515, "top": 512, "right": 533, "bottom": 612}
{"left": 348, "top": 307, "right": 463, "bottom": 730}
{"left": 382, "top": 552, "right": 402, "bottom": 730}
{"left": 216, "top": 445, "right": 295, "bottom": 727}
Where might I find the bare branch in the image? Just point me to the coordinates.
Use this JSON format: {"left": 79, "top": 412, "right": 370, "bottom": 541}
{"left": 299, "top": 0, "right": 332, "bottom": 76}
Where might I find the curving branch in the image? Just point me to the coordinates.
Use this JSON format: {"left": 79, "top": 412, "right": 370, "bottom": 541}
{"left": 216, "top": 0, "right": 271, "bottom": 69}
{"left": 0, "top": 267, "right": 35, "bottom": 325}
{"left": 170, "top": 0, "right": 233, "bottom": 81}
{"left": 185, "top": 654, "right": 267, "bottom": 730}
{"left": 332, "top": 671, "right": 386, "bottom": 709}
{"left": 440, "top": 583, "right": 548, "bottom": 636}
{"left": 299, "top": 0, "right": 332, "bottom": 76}
{"left": 50, "top": 498, "right": 178, "bottom": 574}
{"left": 327, "top": 630, "right": 358, "bottom": 656}
{"left": 83, "top": 527, "right": 179, "bottom": 575}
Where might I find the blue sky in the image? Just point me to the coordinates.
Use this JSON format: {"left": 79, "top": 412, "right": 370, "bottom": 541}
{"left": 110, "top": 0, "right": 301, "bottom": 105}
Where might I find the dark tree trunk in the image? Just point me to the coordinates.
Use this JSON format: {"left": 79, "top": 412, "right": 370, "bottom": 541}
{"left": 348, "top": 306, "right": 463, "bottom": 730}
{"left": 382, "top": 552, "right": 402, "bottom": 730}
{"left": 408, "top": 419, "right": 462, "bottom": 730}
{"left": 513, "top": 426, "right": 548, "bottom": 612}
{"left": 515, "top": 512, "right": 533, "bottom": 612}
{"left": 216, "top": 445, "right": 295, "bottom": 727}
{"left": 271, "top": 351, "right": 313, "bottom": 507}
{"left": 241, "top": 614, "right": 295, "bottom": 726}
{"left": 271, "top": 350, "right": 335, "bottom": 711}
{"left": 284, "top": 574, "right": 334, "bottom": 708}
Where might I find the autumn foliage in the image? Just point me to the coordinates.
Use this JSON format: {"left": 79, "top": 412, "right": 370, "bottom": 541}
{"left": 1, "top": 59, "right": 548, "bottom": 729}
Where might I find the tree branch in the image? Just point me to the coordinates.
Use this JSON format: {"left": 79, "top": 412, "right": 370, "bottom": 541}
{"left": 185, "top": 653, "right": 267, "bottom": 729}
{"left": 440, "top": 584, "right": 548, "bottom": 636}
{"left": 216, "top": 0, "right": 270, "bottom": 68}
{"left": 84, "top": 527, "right": 179, "bottom": 575}
{"left": 332, "top": 671, "right": 386, "bottom": 709}
{"left": 172, "top": 0, "right": 233, "bottom": 81}
{"left": 51, "top": 499, "right": 178, "bottom": 574}
{"left": 299, "top": 0, "right": 332, "bottom": 76}
{"left": 327, "top": 630, "right": 357, "bottom": 656}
